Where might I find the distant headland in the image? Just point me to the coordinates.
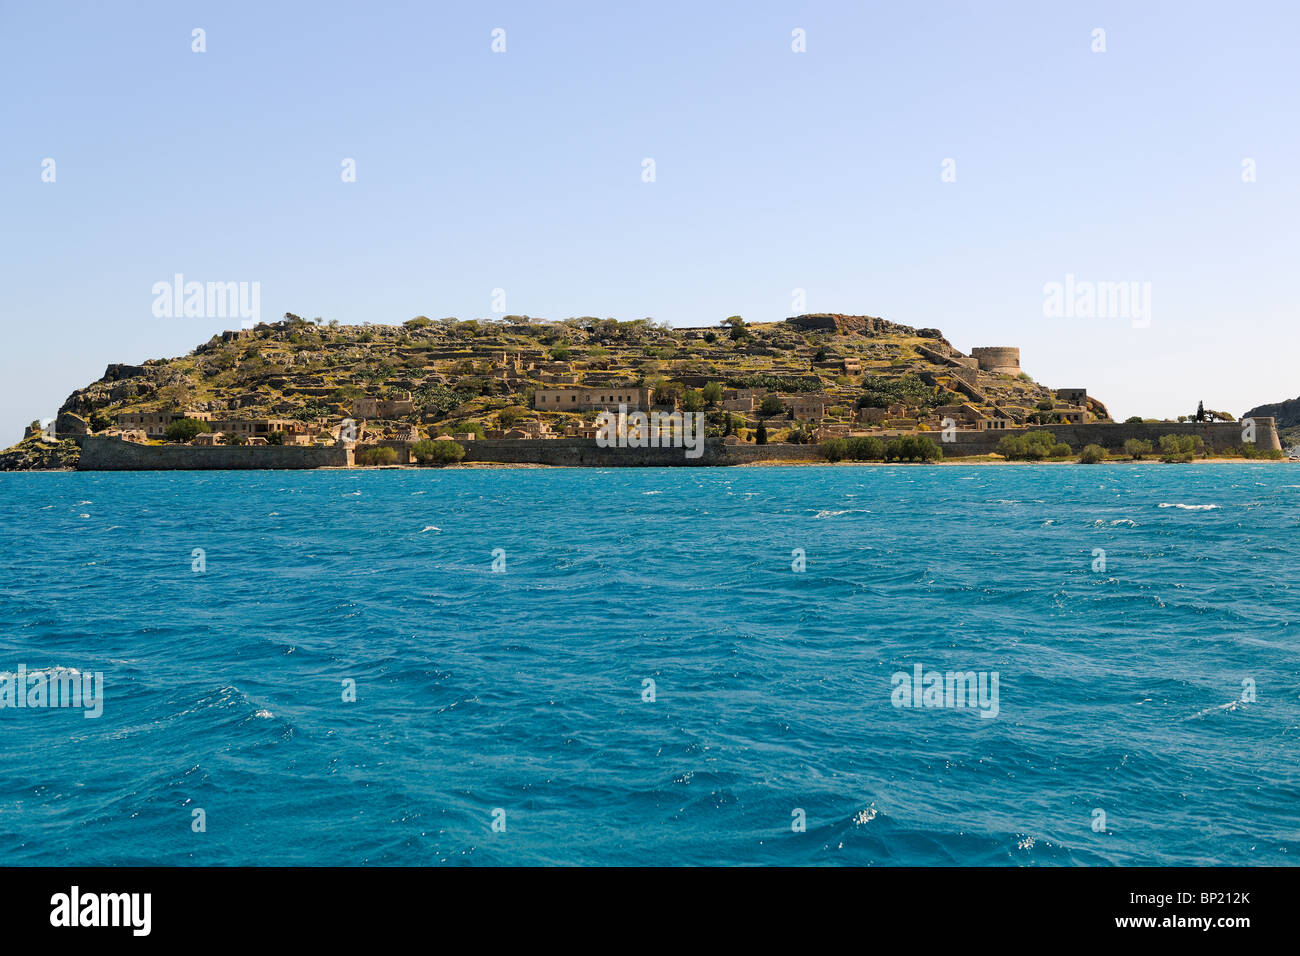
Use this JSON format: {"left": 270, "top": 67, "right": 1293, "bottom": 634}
{"left": 0, "top": 312, "right": 1285, "bottom": 470}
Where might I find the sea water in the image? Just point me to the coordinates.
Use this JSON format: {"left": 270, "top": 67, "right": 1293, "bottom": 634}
{"left": 0, "top": 465, "right": 1297, "bottom": 865}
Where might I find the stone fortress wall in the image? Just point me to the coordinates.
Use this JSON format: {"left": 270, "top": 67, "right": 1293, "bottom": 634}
{"left": 78, "top": 435, "right": 352, "bottom": 470}
{"left": 76, "top": 419, "right": 1280, "bottom": 470}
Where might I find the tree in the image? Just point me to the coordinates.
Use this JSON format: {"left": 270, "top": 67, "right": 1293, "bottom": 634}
{"left": 654, "top": 381, "right": 683, "bottom": 407}
{"left": 1079, "top": 444, "right": 1106, "bottom": 464}
{"left": 755, "top": 419, "right": 768, "bottom": 444}
{"left": 496, "top": 407, "right": 527, "bottom": 428}
{"left": 884, "top": 435, "right": 942, "bottom": 462}
{"left": 1123, "top": 438, "right": 1153, "bottom": 460}
{"left": 224, "top": 432, "right": 246, "bottom": 446}
{"left": 722, "top": 315, "right": 748, "bottom": 341}
{"left": 701, "top": 381, "right": 723, "bottom": 406}
{"left": 404, "top": 316, "right": 432, "bottom": 329}
{"left": 164, "top": 417, "right": 209, "bottom": 442}
{"left": 266, "top": 431, "right": 285, "bottom": 445}
{"left": 820, "top": 437, "right": 885, "bottom": 461}
{"left": 411, "top": 439, "right": 465, "bottom": 464}
{"left": 759, "top": 394, "right": 786, "bottom": 418}
{"left": 681, "top": 389, "right": 704, "bottom": 413}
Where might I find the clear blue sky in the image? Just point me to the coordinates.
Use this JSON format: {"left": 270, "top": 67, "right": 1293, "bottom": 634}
{"left": 2, "top": 1, "right": 1297, "bottom": 440}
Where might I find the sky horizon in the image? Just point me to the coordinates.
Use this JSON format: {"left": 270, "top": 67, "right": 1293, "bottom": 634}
{"left": 3, "top": 1, "right": 1297, "bottom": 441}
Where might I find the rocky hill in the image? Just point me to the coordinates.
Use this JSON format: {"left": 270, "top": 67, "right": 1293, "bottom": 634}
{"left": 4, "top": 312, "right": 1108, "bottom": 467}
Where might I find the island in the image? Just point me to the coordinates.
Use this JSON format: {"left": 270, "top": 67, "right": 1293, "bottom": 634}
{"left": 0, "top": 312, "right": 1284, "bottom": 469}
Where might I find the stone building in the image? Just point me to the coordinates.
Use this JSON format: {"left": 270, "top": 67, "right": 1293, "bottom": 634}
{"left": 353, "top": 392, "right": 415, "bottom": 418}
{"left": 933, "top": 403, "right": 985, "bottom": 427}
{"left": 116, "top": 410, "right": 213, "bottom": 439}
{"left": 211, "top": 419, "right": 311, "bottom": 443}
{"left": 533, "top": 386, "right": 654, "bottom": 412}
{"left": 784, "top": 395, "right": 826, "bottom": 421}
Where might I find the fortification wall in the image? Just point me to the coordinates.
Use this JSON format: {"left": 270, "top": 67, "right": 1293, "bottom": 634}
{"left": 74, "top": 421, "right": 1281, "bottom": 470}
{"left": 460, "top": 438, "right": 825, "bottom": 467}
{"left": 77, "top": 436, "right": 353, "bottom": 470}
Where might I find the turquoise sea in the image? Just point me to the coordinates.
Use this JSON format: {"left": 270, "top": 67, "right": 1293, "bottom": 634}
{"left": 1, "top": 464, "right": 1297, "bottom": 865}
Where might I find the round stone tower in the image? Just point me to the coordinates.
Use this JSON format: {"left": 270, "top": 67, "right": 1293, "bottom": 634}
{"left": 970, "top": 347, "right": 1021, "bottom": 375}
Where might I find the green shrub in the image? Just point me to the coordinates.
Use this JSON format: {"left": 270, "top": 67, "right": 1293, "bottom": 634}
{"left": 452, "top": 421, "right": 487, "bottom": 440}
{"left": 1158, "top": 433, "right": 1203, "bottom": 462}
{"left": 858, "top": 373, "right": 935, "bottom": 409}
{"left": 411, "top": 439, "right": 465, "bottom": 464}
{"left": 1079, "top": 443, "right": 1106, "bottom": 464}
{"left": 1234, "top": 444, "right": 1284, "bottom": 460}
{"left": 726, "top": 373, "right": 821, "bottom": 393}
{"left": 357, "top": 446, "right": 399, "bottom": 466}
{"left": 164, "top": 417, "right": 210, "bottom": 442}
{"left": 996, "top": 430, "right": 1071, "bottom": 461}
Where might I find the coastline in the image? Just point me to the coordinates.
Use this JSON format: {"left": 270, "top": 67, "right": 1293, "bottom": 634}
{"left": 8, "top": 456, "right": 1295, "bottom": 473}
